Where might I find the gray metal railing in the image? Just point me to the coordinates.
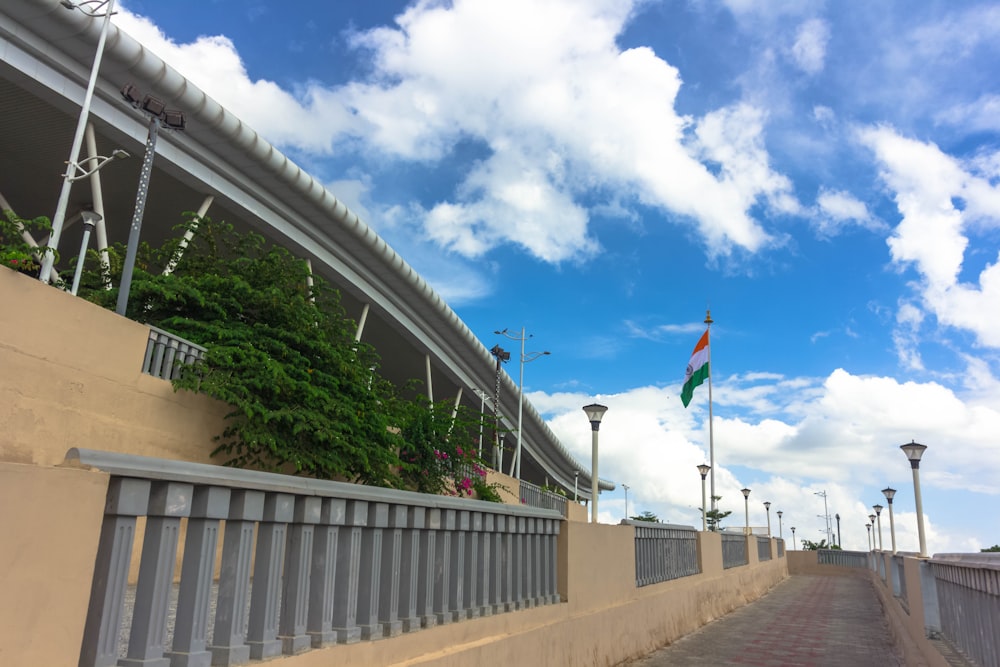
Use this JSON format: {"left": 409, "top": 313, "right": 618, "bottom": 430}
{"left": 817, "top": 549, "right": 869, "bottom": 569}
{"left": 892, "top": 554, "right": 907, "bottom": 605}
{"left": 930, "top": 553, "right": 1000, "bottom": 667}
{"left": 776, "top": 539, "right": 785, "bottom": 558}
{"left": 68, "top": 449, "right": 562, "bottom": 667}
{"left": 518, "top": 479, "right": 568, "bottom": 515}
{"left": 756, "top": 536, "right": 772, "bottom": 561}
{"left": 142, "top": 326, "right": 206, "bottom": 380}
{"left": 623, "top": 521, "right": 699, "bottom": 587}
{"left": 722, "top": 533, "right": 748, "bottom": 569}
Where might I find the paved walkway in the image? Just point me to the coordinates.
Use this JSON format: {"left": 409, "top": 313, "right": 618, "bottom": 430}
{"left": 628, "top": 574, "right": 905, "bottom": 667}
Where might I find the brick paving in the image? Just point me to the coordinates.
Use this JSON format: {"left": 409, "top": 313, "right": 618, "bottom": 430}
{"left": 628, "top": 574, "right": 906, "bottom": 667}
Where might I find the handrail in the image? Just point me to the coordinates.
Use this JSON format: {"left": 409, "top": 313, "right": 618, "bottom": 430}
{"left": 141, "top": 326, "right": 206, "bottom": 380}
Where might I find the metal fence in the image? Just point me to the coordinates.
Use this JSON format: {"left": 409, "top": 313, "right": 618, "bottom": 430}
{"left": 817, "top": 549, "right": 869, "bottom": 569}
{"left": 142, "top": 326, "right": 206, "bottom": 380}
{"left": 519, "top": 479, "right": 567, "bottom": 515}
{"left": 892, "top": 554, "right": 907, "bottom": 605}
{"left": 625, "top": 521, "right": 699, "bottom": 587}
{"left": 930, "top": 554, "right": 1000, "bottom": 667}
{"left": 722, "top": 533, "right": 748, "bottom": 569}
{"left": 776, "top": 539, "right": 785, "bottom": 558}
{"left": 756, "top": 536, "right": 772, "bottom": 562}
{"left": 69, "top": 448, "right": 562, "bottom": 667}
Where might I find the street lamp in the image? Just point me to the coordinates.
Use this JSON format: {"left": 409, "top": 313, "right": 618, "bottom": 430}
{"left": 622, "top": 483, "right": 630, "bottom": 520}
{"left": 873, "top": 504, "right": 884, "bottom": 551}
{"left": 763, "top": 501, "right": 771, "bottom": 537}
{"left": 882, "top": 487, "right": 897, "bottom": 554}
{"left": 40, "top": 0, "right": 118, "bottom": 284}
{"left": 868, "top": 514, "right": 876, "bottom": 550}
{"left": 900, "top": 441, "right": 929, "bottom": 558}
{"left": 69, "top": 210, "right": 102, "bottom": 295}
{"left": 583, "top": 404, "right": 608, "bottom": 523}
{"left": 489, "top": 345, "right": 510, "bottom": 470}
{"left": 573, "top": 470, "right": 579, "bottom": 502}
{"left": 741, "top": 488, "right": 751, "bottom": 535}
{"left": 866, "top": 523, "right": 872, "bottom": 551}
{"left": 776, "top": 510, "right": 783, "bottom": 540}
{"left": 697, "top": 464, "right": 711, "bottom": 531}
{"left": 116, "top": 83, "right": 187, "bottom": 316}
{"left": 495, "top": 328, "right": 549, "bottom": 479}
{"left": 835, "top": 513, "right": 841, "bottom": 547}
{"left": 790, "top": 527, "right": 796, "bottom": 550}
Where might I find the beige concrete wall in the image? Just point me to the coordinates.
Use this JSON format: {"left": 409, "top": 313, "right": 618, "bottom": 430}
{"left": 0, "top": 269, "right": 229, "bottom": 467}
{"left": 870, "top": 553, "right": 949, "bottom": 667}
{"left": 0, "top": 462, "right": 109, "bottom": 667}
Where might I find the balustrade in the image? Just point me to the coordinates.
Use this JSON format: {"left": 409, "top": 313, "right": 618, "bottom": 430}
{"left": 625, "top": 521, "right": 699, "bottom": 587}
{"left": 721, "top": 533, "right": 748, "bottom": 569}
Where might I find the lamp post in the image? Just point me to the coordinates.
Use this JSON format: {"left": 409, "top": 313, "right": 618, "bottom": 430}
{"left": 873, "top": 504, "right": 884, "bottom": 551}
{"left": 790, "top": 527, "right": 796, "bottom": 550}
{"left": 866, "top": 523, "right": 872, "bottom": 550}
{"left": 835, "top": 513, "right": 841, "bottom": 547}
{"left": 882, "top": 487, "right": 897, "bottom": 554}
{"left": 489, "top": 345, "right": 510, "bottom": 470}
{"left": 622, "top": 483, "right": 630, "bottom": 520}
{"left": 69, "top": 211, "right": 102, "bottom": 295}
{"left": 900, "top": 441, "right": 929, "bottom": 558}
{"left": 40, "top": 0, "right": 118, "bottom": 284}
{"left": 868, "top": 514, "right": 876, "bottom": 550}
{"left": 583, "top": 404, "right": 608, "bottom": 523}
{"left": 764, "top": 501, "right": 771, "bottom": 537}
{"left": 573, "top": 471, "right": 579, "bottom": 502}
{"left": 495, "top": 328, "right": 549, "bottom": 479}
{"left": 697, "top": 464, "right": 711, "bottom": 531}
{"left": 741, "top": 488, "right": 751, "bottom": 535}
{"left": 116, "top": 84, "right": 186, "bottom": 316}
{"left": 776, "top": 510, "right": 783, "bottom": 540}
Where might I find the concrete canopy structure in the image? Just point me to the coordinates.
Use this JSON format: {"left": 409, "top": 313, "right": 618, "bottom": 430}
{"left": 0, "top": 0, "right": 612, "bottom": 497}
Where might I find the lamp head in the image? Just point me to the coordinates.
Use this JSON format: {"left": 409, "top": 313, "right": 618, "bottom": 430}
{"left": 582, "top": 403, "right": 608, "bottom": 427}
{"left": 873, "top": 504, "right": 883, "bottom": 515}
{"left": 112, "top": 149, "right": 130, "bottom": 160}
{"left": 696, "top": 464, "right": 711, "bottom": 478}
{"left": 882, "top": 487, "right": 896, "bottom": 503}
{"left": 764, "top": 501, "right": 771, "bottom": 510}
{"left": 868, "top": 514, "right": 876, "bottom": 523}
{"left": 776, "top": 510, "right": 783, "bottom": 518}
{"left": 900, "top": 440, "right": 927, "bottom": 468}
{"left": 741, "top": 487, "right": 751, "bottom": 499}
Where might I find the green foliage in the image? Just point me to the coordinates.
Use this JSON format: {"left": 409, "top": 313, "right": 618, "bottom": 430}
{"left": 981, "top": 544, "right": 1000, "bottom": 552}
{"left": 705, "top": 496, "right": 732, "bottom": 531}
{"left": 77, "top": 215, "right": 497, "bottom": 492}
{"left": 0, "top": 209, "right": 53, "bottom": 276}
{"left": 631, "top": 510, "right": 659, "bottom": 523}
{"left": 801, "top": 539, "right": 840, "bottom": 551}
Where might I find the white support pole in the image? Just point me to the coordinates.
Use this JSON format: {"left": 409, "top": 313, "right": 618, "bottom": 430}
{"left": 83, "top": 123, "right": 112, "bottom": 287}
{"left": 425, "top": 354, "right": 434, "bottom": 404}
{"left": 163, "top": 195, "right": 214, "bottom": 275}
{"left": 354, "top": 304, "right": 370, "bottom": 342}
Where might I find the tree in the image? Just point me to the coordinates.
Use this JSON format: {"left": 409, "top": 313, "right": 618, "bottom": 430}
{"left": 801, "top": 539, "right": 840, "bottom": 551}
{"left": 981, "top": 544, "right": 1000, "bottom": 552}
{"left": 631, "top": 510, "right": 659, "bottom": 523}
{"left": 704, "top": 495, "right": 732, "bottom": 531}
{"left": 76, "top": 216, "right": 495, "bottom": 494}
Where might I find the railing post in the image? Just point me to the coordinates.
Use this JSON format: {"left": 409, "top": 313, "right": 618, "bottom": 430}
{"left": 331, "top": 500, "right": 367, "bottom": 643}
{"left": 279, "top": 496, "right": 321, "bottom": 654}
{"left": 548, "top": 519, "right": 561, "bottom": 603}
{"left": 448, "top": 510, "right": 469, "bottom": 621}
{"left": 79, "top": 478, "right": 151, "bottom": 667}
{"left": 356, "top": 502, "right": 388, "bottom": 640}
{"left": 526, "top": 517, "right": 538, "bottom": 606}
{"left": 120, "top": 481, "right": 193, "bottom": 667}
{"left": 463, "top": 512, "right": 482, "bottom": 619}
{"left": 210, "top": 490, "right": 265, "bottom": 666}
{"left": 478, "top": 513, "right": 494, "bottom": 616}
{"left": 397, "top": 506, "right": 425, "bottom": 633}
{"left": 246, "top": 493, "right": 294, "bottom": 660}
{"left": 307, "top": 497, "right": 346, "bottom": 647}
{"left": 416, "top": 508, "right": 439, "bottom": 629}
{"left": 166, "top": 485, "right": 231, "bottom": 667}
{"left": 502, "top": 515, "right": 516, "bottom": 612}
{"left": 920, "top": 560, "right": 942, "bottom": 637}
{"left": 378, "top": 504, "right": 407, "bottom": 637}
{"left": 434, "top": 509, "right": 456, "bottom": 625}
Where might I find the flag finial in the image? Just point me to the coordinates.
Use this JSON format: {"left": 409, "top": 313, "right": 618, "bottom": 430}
{"left": 704, "top": 310, "right": 713, "bottom": 326}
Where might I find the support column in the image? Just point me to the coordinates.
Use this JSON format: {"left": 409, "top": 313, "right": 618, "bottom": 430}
{"left": 354, "top": 303, "right": 370, "bottom": 342}
{"left": 79, "top": 478, "right": 151, "bottom": 667}
{"left": 279, "top": 496, "right": 321, "bottom": 655}
{"left": 331, "top": 500, "right": 368, "bottom": 643}
{"left": 246, "top": 493, "right": 294, "bottom": 660}
{"left": 425, "top": 354, "right": 434, "bottom": 403}
{"left": 307, "top": 498, "right": 347, "bottom": 647}
{"left": 210, "top": 490, "right": 265, "bottom": 666}
{"left": 120, "top": 482, "right": 194, "bottom": 667}
{"left": 166, "top": 485, "right": 231, "bottom": 667}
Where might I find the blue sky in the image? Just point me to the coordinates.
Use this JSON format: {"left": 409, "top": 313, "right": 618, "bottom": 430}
{"left": 113, "top": 0, "right": 1000, "bottom": 552}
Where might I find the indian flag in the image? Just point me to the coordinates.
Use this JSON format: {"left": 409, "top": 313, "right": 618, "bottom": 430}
{"left": 681, "top": 330, "right": 710, "bottom": 408}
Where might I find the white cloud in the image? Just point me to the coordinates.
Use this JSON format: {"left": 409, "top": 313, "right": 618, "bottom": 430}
{"left": 790, "top": 19, "right": 830, "bottom": 75}
{"left": 813, "top": 188, "right": 884, "bottom": 237}
{"left": 935, "top": 94, "right": 1000, "bottom": 133}
{"left": 116, "top": 0, "right": 796, "bottom": 263}
{"left": 860, "top": 126, "right": 1000, "bottom": 348}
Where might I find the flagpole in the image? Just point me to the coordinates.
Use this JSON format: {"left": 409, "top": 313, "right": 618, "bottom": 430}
{"left": 705, "top": 309, "right": 715, "bottom": 511}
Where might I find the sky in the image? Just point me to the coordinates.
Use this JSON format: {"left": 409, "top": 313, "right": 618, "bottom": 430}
{"left": 109, "top": 0, "right": 1000, "bottom": 553}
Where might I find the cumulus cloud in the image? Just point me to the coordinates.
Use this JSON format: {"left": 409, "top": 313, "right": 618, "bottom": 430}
{"left": 813, "top": 188, "right": 884, "bottom": 238}
{"left": 116, "top": 0, "right": 796, "bottom": 264}
{"left": 859, "top": 126, "right": 1000, "bottom": 348}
